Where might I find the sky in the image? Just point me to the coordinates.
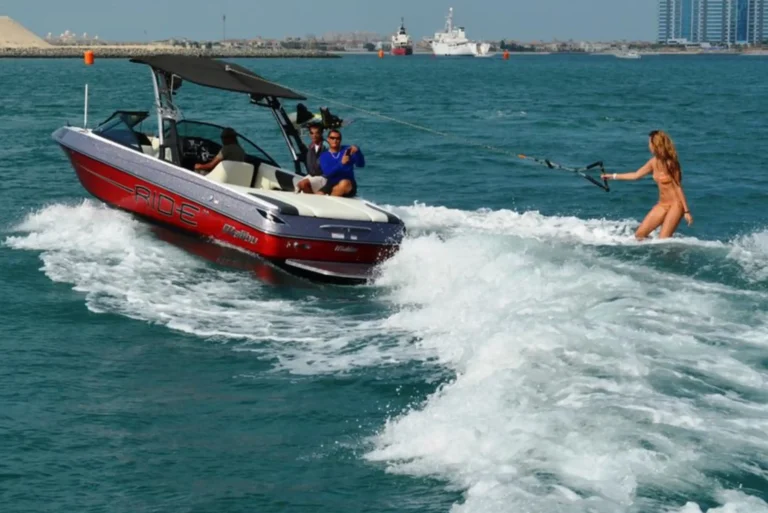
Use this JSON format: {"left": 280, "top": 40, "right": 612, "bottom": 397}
{"left": 3, "top": 0, "right": 657, "bottom": 42}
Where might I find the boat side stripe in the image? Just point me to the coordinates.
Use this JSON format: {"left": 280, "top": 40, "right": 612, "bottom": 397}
{"left": 78, "top": 164, "right": 135, "bottom": 194}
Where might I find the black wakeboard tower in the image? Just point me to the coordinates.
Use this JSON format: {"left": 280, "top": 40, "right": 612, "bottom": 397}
{"left": 129, "top": 55, "right": 315, "bottom": 175}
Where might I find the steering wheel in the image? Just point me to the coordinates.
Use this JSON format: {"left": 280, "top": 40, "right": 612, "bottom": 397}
{"left": 182, "top": 137, "right": 220, "bottom": 164}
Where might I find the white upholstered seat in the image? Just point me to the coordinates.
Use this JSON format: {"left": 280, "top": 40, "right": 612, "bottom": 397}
{"left": 206, "top": 161, "right": 256, "bottom": 187}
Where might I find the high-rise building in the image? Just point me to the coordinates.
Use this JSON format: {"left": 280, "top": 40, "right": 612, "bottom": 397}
{"left": 658, "top": 0, "right": 707, "bottom": 42}
{"left": 658, "top": 0, "right": 767, "bottom": 44}
{"left": 749, "top": 0, "right": 766, "bottom": 43}
{"left": 704, "top": 0, "right": 725, "bottom": 43}
{"left": 658, "top": 0, "right": 675, "bottom": 42}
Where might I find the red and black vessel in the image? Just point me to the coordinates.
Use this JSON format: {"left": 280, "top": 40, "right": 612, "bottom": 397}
{"left": 390, "top": 18, "right": 414, "bottom": 55}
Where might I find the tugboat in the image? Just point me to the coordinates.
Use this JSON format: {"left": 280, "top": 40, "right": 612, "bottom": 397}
{"left": 390, "top": 18, "right": 413, "bottom": 56}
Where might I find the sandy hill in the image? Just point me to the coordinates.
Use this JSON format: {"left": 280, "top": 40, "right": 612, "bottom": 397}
{"left": 0, "top": 16, "right": 52, "bottom": 48}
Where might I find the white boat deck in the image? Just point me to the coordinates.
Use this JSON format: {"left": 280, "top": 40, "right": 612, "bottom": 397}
{"left": 226, "top": 184, "right": 391, "bottom": 223}
{"left": 202, "top": 160, "right": 390, "bottom": 223}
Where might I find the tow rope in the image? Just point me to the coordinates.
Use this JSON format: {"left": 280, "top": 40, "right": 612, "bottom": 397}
{"left": 237, "top": 64, "right": 610, "bottom": 192}
{"left": 288, "top": 85, "right": 612, "bottom": 192}
{"left": 224, "top": 64, "right": 610, "bottom": 191}
{"left": 516, "top": 155, "right": 610, "bottom": 192}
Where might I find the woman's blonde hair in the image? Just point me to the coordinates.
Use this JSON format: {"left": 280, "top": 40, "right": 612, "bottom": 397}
{"left": 649, "top": 130, "right": 681, "bottom": 183}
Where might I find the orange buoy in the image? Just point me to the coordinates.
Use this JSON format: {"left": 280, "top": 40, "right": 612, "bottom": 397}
{"left": 84, "top": 50, "right": 94, "bottom": 65}
{"left": 503, "top": 49, "right": 510, "bottom": 60}
{"left": 378, "top": 49, "right": 384, "bottom": 58}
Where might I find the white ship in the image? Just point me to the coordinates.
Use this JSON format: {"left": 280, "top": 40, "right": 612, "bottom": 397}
{"left": 428, "top": 7, "right": 476, "bottom": 56}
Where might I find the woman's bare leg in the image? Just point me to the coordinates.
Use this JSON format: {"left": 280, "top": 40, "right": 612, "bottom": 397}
{"left": 635, "top": 204, "right": 669, "bottom": 240}
{"left": 658, "top": 203, "right": 684, "bottom": 239}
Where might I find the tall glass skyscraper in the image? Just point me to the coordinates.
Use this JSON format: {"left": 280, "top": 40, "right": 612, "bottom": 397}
{"left": 681, "top": 0, "right": 695, "bottom": 40}
{"left": 737, "top": 0, "right": 750, "bottom": 41}
{"left": 658, "top": 0, "right": 767, "bottom": 44}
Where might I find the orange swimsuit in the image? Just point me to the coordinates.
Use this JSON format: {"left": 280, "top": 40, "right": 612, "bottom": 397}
{"left": 653, "top": 169, "right": 682, "bottom": 213}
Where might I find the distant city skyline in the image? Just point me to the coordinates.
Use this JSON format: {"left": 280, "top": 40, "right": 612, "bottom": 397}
{"left": 3, "top": 0, "right": 658, "bottom": 42}
{"left": 658, "top": 0, "right": 768, "bottom": 45}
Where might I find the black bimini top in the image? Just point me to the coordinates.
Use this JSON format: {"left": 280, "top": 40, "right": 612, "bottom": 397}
{"left": 129, "top": 55, "right": 306, "bottom": 100}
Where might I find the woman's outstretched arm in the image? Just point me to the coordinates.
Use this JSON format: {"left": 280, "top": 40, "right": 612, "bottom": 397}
{"left": 602, "top": 158, "right": 654, "bottom": 181}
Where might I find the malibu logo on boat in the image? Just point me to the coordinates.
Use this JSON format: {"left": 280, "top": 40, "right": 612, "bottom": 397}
{"left": 223, "top": 224, "right": 258, "bottom": 245}
{"left": 334, "top": 245, "right": 358, "bottom": 253}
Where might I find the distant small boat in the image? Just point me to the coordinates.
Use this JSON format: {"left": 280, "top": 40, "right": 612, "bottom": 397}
{"left": 615, "top": 49, "right": 641, "bottom": 59}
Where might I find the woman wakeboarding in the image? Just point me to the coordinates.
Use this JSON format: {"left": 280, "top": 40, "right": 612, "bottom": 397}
{"left": 602, "top": 130, "right": 693, "bottom": 240}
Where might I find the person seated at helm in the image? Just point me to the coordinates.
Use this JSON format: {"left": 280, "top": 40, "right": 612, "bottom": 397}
{"left": 315, "top": 129, "right": 364, "bottom": 197}
{"left": 194, "top": 127, "right": 245, "bottom": 174}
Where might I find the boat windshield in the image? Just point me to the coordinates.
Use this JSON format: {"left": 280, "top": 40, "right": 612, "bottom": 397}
{"left": 92, "top": 112, "right": 150, "bottom": 152}
{"left": 99, "top": 110, "right": 150, "bottom": 129}
{"left": 172, "top": 120, "right": 279, "bottom": 167}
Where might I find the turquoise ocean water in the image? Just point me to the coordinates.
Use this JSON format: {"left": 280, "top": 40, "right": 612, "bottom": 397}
{"left": 2, "top": 54, "right": 768, "bottom": 513}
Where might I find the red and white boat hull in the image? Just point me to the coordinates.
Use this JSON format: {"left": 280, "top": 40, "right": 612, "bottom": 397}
{"left": 54, "top": 128, "right": 404, "bottom": 283}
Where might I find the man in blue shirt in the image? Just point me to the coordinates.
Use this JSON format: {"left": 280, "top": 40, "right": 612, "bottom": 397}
{"left": 316, "top": 129, "right": 365, "bottom": 197}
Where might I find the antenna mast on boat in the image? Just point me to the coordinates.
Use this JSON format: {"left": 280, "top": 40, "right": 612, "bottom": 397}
{"left": 222, "top": 13, "right": 226, "bottom": 42}
{"left": 83, "top": 84, "right": 88, "bottom": 128}
{"left": 445, "top": 7, "right": 453, "bottom": 32}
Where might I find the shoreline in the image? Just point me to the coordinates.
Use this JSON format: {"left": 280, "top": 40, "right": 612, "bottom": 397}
{"left": 0, "top": 46, "right": 338, "bottom": 59}
{"left": 2, "top": 46, "right": 764, "bottom": 60}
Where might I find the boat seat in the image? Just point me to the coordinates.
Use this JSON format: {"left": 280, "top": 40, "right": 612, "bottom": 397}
{"left": 144, "top": 137, "right": 172, "bottom": 161}
{"left": 140, "top": 145, "right": 159, "bottom": 158}
{"left": 206, "top": 161, "right": 256, "bottom": 187}
{"left": 254, "top": 163, "right": 299, "bottom": 191}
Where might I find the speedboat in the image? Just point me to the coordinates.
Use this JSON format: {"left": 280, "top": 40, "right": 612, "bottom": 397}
{"left": 52, "top": 55, "right": 405, "bottom": 284}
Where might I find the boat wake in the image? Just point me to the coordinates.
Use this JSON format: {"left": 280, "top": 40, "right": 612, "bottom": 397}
{"left": 3, "top": 200, "right": 425, "bottom": 374}
{"left": 6, "top": 200, "right": 768, "bottom": 512}
{"left": 367, "top": 209, "right": 768, "bottom": 513}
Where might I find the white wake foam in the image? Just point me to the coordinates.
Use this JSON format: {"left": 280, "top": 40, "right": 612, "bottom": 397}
{"left": 728, "top": 230, "right": 768, "bottom": 283}
{"left": 364, "top": 205, "right": 768, "bottom": 512}
{"left": 385, "top": 202, "right": 725, "bottom": 250}
{"left": 672, "top": 490, "right": 768, "bottom": 513}
{"left": 3, "top": 200, "right": 417, "bottom": 374}
{"left": 6, "top": 200, "right": 768, "bottom": 512}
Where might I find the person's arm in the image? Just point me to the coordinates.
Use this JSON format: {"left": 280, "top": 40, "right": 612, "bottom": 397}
{"left": 602, "top": 158, "right": 654, "bottom": 181}
{"left": 673, "top": 181, "right": 694, "bottom": 225}
{"left": 349, "top": 146, "right": 365, "bottom": 168}
{"left": 195, "top": 153, "right": 223, "bottom": 172}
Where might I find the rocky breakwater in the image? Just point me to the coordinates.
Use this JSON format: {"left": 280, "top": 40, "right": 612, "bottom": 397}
{"left": 0, "top": 45, "right": 339, "bottom": 59}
